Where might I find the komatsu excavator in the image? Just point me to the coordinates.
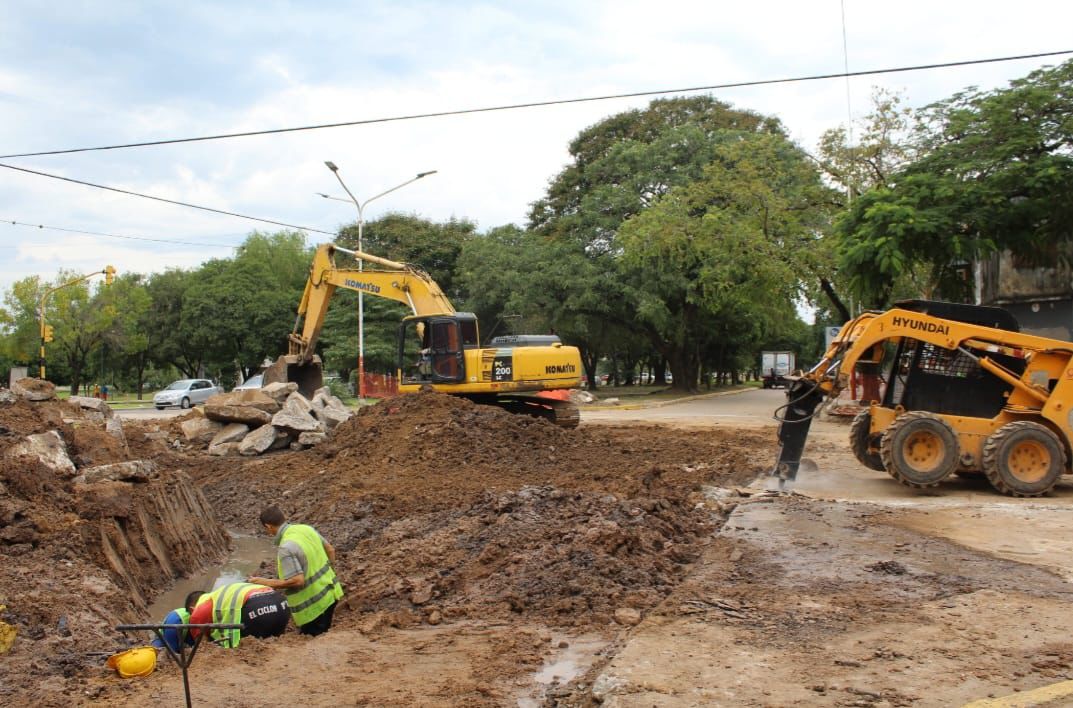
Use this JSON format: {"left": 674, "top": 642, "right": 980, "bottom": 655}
{"left": 266, "top": 243, "right": 583, "bottom": 427}
{"left": 773, "top": 300, "right": 1073, "bottom": 497}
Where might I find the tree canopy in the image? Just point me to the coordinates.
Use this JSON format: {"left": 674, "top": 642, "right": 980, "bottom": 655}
{"left": 836, "top": 60, "right": 1073, "bottom": 307}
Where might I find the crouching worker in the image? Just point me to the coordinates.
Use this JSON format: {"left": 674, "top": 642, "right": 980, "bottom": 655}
{"left": 151, "top": 591, "right": 203, "bottom": 653}
{"left": 249, "top": 505, "right": 344, "bottom": 636}
{"left": 188, "top": 582, "right": 290, "bottom": 648}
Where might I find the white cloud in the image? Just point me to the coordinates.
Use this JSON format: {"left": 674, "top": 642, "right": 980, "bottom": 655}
{"left": 1, "top": 0, "right": 1071, "bottom": 296}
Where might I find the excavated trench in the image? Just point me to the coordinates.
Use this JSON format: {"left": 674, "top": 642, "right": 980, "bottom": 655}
{"left": 0, "top": 388, "right": 776, "bottom": 706}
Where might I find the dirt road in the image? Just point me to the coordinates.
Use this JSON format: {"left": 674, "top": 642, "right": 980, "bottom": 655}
{"left": 6, "top": 389, "right": 1073, "bottom": 706}
{"left": 579, "top": 390, "right": 1073, "bottom": 707}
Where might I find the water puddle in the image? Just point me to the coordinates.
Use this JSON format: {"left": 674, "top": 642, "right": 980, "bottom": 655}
{"left": 516, "top": 635, "right": 606, "bottom": 707}
{"left": 146, "top": 531, "right": 276, "bottom": 619}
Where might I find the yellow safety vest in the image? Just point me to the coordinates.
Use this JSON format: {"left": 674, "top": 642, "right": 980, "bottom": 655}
{"left": 198, "top": 583, "right": 261, "bottom": 648}
{"left": 278, "top": 524, "right": 343, "bottom": 626}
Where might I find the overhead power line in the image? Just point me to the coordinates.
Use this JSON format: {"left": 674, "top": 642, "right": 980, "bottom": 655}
{"left": 4, "top": 218, "right": 241, "bottom": 249}
{"left": 0, "top": 162, "right": 335, "bottom": 235}
{"left": 1, "top": 49, "right": 1069, "bottom": 160}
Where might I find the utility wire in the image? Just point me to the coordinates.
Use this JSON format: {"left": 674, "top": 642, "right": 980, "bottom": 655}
{"left": 0, "top": 162, "right": 335, "bottom": 235}
{"left": 4, "top": 218, "right": 242, "bottom": 249}
{"left": 1, "top": 49, "right": 1070, "bottom": 160}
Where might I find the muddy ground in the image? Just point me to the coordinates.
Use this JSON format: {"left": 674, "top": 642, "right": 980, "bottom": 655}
{"left": 4, "top": 390, "right": 1073, "bottom": 706}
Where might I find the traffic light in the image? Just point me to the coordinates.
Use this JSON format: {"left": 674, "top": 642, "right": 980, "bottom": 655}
{"left": 43, "top": 324, "right": 54, "bottom": 343}
{"left": 104, "top": 265, "right": 116, "bottom": 285}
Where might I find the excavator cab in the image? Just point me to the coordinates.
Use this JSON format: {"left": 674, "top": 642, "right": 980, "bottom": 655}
{"left": 398, "top": 313, "right": 478, "bottom": 384}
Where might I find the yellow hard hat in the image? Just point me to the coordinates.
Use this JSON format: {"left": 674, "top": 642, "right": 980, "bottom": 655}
{"left": 106, "top": 646, "right": 157, "bottom": 678}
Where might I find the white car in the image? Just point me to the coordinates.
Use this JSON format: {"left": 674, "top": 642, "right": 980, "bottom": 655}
{"left": 153, "top": 379, "right": 222, "bottom": 410}
{"left": 233, "top": 373, "right": 263, "bottom": 391}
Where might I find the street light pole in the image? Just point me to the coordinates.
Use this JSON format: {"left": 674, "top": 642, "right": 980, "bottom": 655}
{"left": 321, "top": 163, "right": 437, "bottom": 401}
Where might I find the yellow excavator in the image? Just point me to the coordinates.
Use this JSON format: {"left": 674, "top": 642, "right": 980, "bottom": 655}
{"left": 265, "top": 243, "right": 583, "bottom": 427}
{"left": 773, "top": 300, "right": 1073, "bottom": 496}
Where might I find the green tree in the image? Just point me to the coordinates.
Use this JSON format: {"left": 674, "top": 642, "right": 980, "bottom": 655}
{"left": 837, "top": 60, "right": 1073, "bottom": 307}
{"left": 0, "top": 276, "right": 45, "bottom": 370}
{"left": 618, "top": 132, "right": 826, "bottom": 391}
{"left": 527, "top": 96, "right": 812, "bottom": 390}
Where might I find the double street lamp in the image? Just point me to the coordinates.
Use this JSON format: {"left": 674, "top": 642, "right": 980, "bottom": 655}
{"left": 319, "top": 163, "right": 437, "bottom": 400}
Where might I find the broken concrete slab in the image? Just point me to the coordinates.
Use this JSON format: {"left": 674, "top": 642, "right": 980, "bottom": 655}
{"left": 238, "top": 424, "right": 277, "bottom": 455}
{"left": 315, "top": 405, "right": 351, "bottom": 430}
{"left": 204, "top": 405, "right": 272, "bottom": 427}
{"left": 0, "top": 389, "right": 16, "bottom": 405}
{"left": 12, "top": 378, "right": 56, "bottom": 401}
{"left": 6, "top": 430, "right": 76, "bottom": 476}
{"left": 284, "top": 391, "right": 314, "bottom": 415}
{"left": 180, "top": 418, "right": 224, "bottom": 444}
{"left": 272, "top": 396, "right": 322, "bottom": 432}
{"left": 208, "top": 442, "right": 239, "bottom": 457}
{"left": 77, "top": 460, "right": 158, "bottom": 484}
{"left": 270, "top": 431, "right": 294, "bottom": 450}
{"left": 210, "top": 423, "right": 250, "bottom": 447}
{"left": 105, "top": 417, "right": 127, "bottom": 449}
{"left": 261, "top": 381, "right": 298, "bottom": 404}
{"left": 297, "top": 430, "right": 328, "bottom": 446}
{"left": 68, "top": 396, "right": 115, "bottom": 418}
{"left": 206, "top": 390, "right": 281, "bottom": 413}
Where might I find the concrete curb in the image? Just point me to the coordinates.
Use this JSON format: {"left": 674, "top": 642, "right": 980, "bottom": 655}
{"left": 583, "top": 386, "right": 755, "bottom": 411}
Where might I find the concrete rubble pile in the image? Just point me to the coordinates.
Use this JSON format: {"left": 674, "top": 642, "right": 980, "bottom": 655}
{"left": 178, "top": 382, "right": 353, "bottom": 456}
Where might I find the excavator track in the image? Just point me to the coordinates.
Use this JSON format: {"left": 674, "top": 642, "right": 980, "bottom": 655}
{"left": 485, "top": 394, "right": 581, "bottom": 429}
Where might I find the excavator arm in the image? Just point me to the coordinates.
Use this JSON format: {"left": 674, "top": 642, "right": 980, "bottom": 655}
{"left": 289, "top": 243, "right": 455, "bottom": 363}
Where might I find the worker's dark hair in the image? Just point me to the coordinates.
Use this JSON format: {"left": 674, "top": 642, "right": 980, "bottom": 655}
{"left": 259, "top": 505, "right": 286, "bottom": 527}
{"left": 184, "top": 590, "right": 204, "bottom": 613}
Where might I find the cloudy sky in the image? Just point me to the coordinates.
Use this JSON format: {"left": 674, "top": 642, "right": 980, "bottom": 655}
{"left": 1, "top": 0, "right": 1071, "bottom": 295}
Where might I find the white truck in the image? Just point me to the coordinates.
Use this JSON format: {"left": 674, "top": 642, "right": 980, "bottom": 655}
{"left": 761, "top": 351, "right": 795, "bottom": 389}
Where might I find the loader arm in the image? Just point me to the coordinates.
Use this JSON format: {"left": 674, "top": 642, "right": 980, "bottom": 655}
{"left": 289, "top": 243, "right": 455, "bottom": 362}
{"left": 773, "top": 305, "right": 1073, "bottom": 483}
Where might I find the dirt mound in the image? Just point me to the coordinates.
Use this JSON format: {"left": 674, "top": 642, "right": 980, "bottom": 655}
{"left": 0, "top": 397, "right": 76, "bottom": 437}
{"left": 343, "top": 484, "right": 713, "bottom": 629}
{"left": 189, "top": 392, "right": 773, "bottom": 630}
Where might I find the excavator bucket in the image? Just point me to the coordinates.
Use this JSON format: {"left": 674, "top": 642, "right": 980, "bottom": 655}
{"left": 263, "top": 355, "right": 324, "bottom": 399}
{"left": 772, "top": 378, "right": 828, "bottom": 485}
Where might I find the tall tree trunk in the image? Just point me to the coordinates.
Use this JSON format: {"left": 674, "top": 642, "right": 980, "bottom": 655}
{"left": 666, "top": 351, "right": 699, "bottom": 394}
{"left": 581, "top": 346, "right": 600, "bottom": 391}
{"left": 820, "top": 277, "right": 852, "bottom": 322}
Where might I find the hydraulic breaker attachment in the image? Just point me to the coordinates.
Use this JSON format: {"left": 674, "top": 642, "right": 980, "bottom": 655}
{"left": 772, "top": 378, "right": 828, "bottom": 485}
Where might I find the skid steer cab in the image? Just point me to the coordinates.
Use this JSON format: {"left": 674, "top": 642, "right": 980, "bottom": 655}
{"left": 773, "top": 300, "right": 1073, "bottom": 497}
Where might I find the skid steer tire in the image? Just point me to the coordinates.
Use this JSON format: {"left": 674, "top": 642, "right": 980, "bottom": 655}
{"left": 982, "top": 421, "right": 1066, "bottom": 497}
{"left": 850, "top": 410, "right": 885, "bottom": 471}
{"left": 880, "top": 411, "right": 959, "bottom": 488}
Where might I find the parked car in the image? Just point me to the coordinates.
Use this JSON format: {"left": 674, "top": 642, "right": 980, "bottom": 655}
{"left": 153, "top": 379, "right": 221, "bottom": 410}
{"left": 233, "top": 373, "right": 264, "bottom": 391}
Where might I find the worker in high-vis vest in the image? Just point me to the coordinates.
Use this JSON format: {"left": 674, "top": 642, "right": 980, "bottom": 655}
{"left": 151, "top": 590, "right": 204, "bottom": 653}
{"left": 187, "top": 582, "right": 289, "bottom": 648}
{"left": 249, "top": 505, "right": 344, "bottom": 636}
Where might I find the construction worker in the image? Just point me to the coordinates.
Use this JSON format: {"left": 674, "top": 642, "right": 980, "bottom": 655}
{"left": 186, "top": 582, "right": 289, "bottom": 648}
{"left": 150, "top": 591, "right": 202, "bottom": 653}
{"left": 249, "top": 506, "right": 344, "bottom": 637}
